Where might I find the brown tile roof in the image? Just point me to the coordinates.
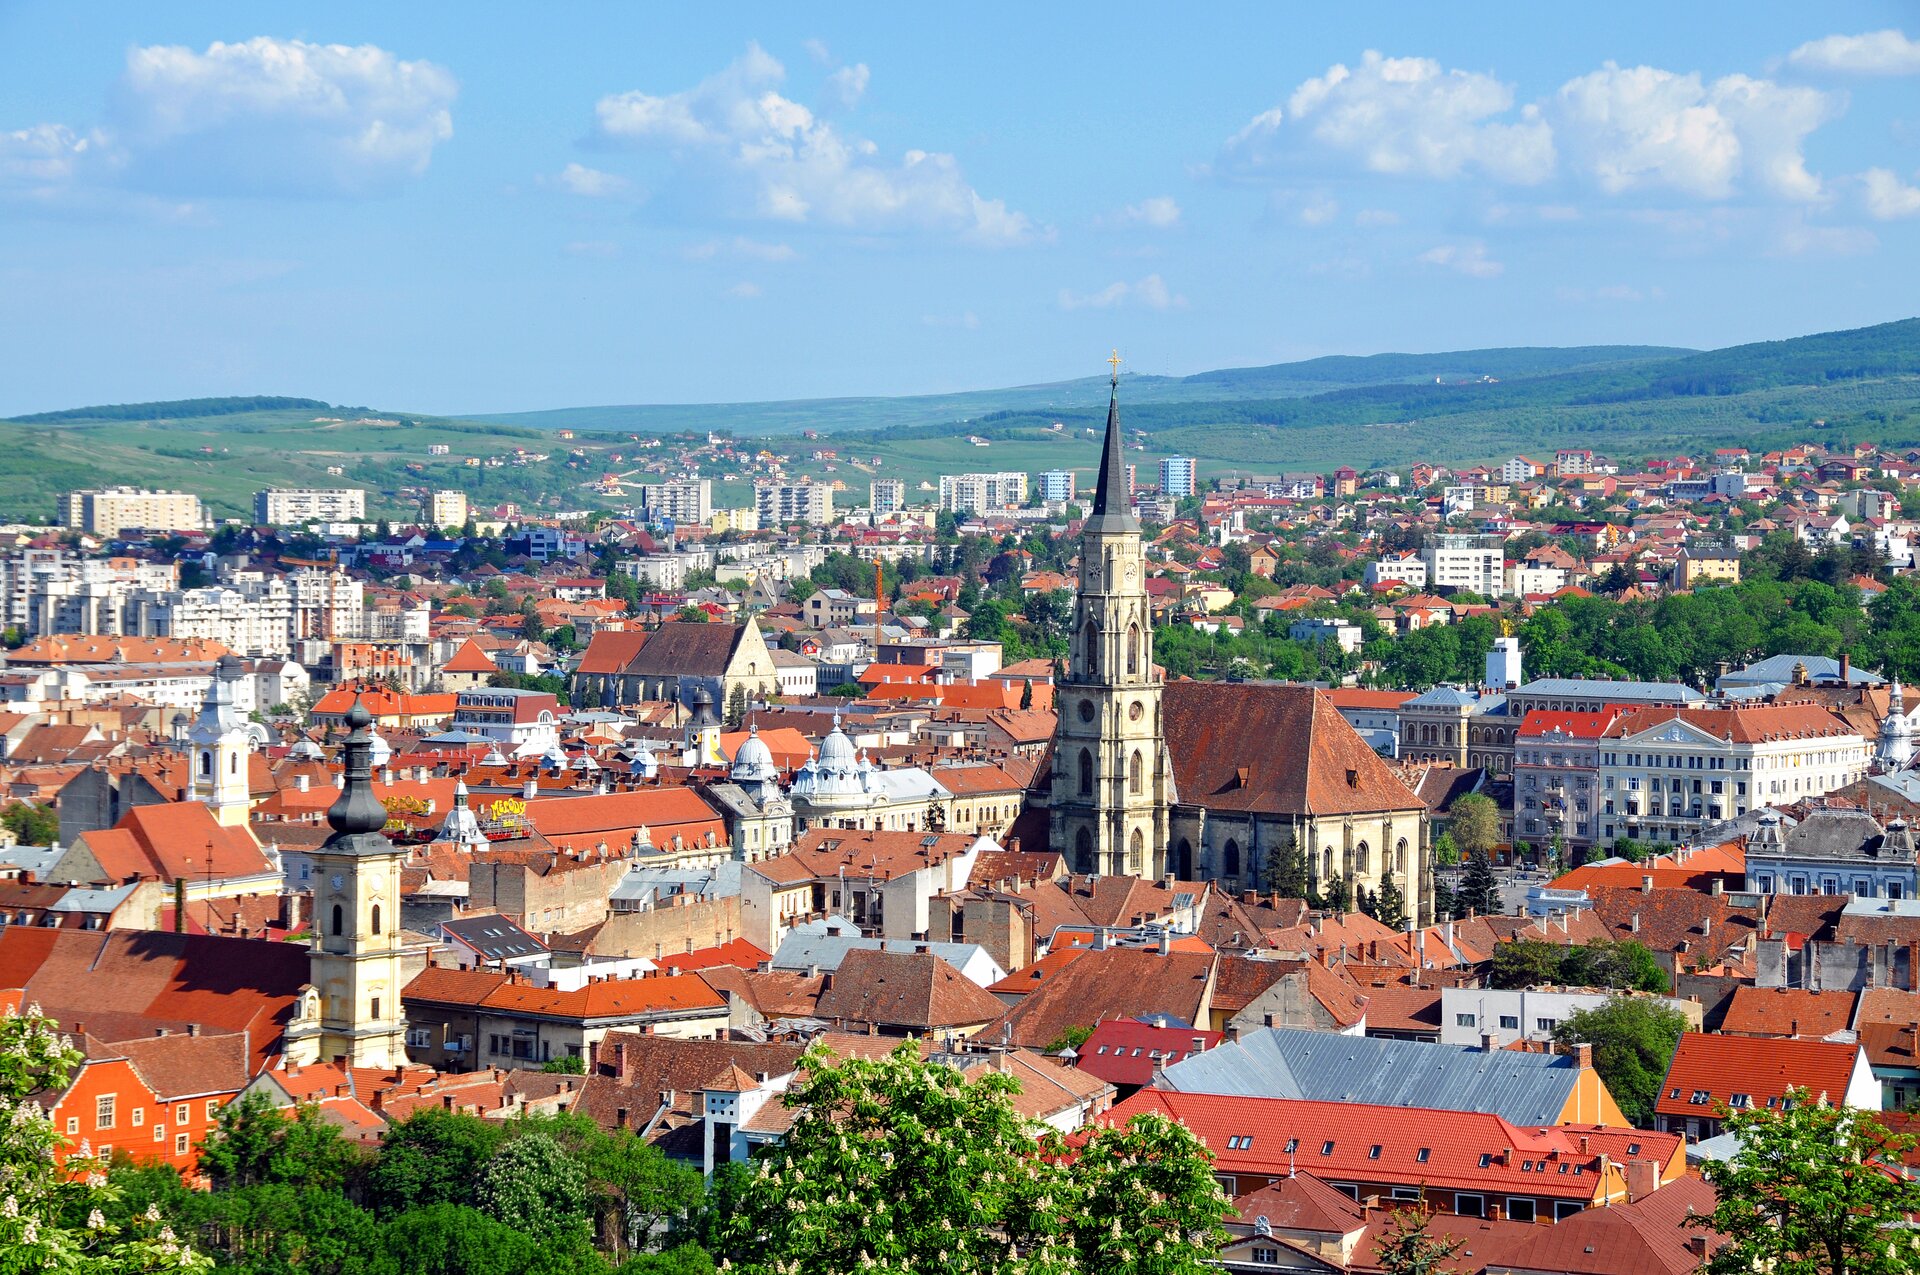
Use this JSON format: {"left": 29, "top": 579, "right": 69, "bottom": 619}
{"left": 1656, "top": 1031, "right": 1864, "bottom": 1119}
{"left": 1162, "top": 682, "right": 1423, "bottom": 817}
{"left": 814, "top": 949, "right": 1007, "bottom": 1032}
{"left": 1719, "top": 986, "right": 1859, "bottom": 1039}
{"left": 619, "top": 621, "right": 750, "bottom": 677}
{"left": 1353, "top": 983, "right": 1443, "bottom": 1034}
{"left": 112, "top": 1031, "right": 251, "bottom": 1099}
{"left": 1586, "top": 885, "right": 1762, "bottom": 966}
{"left": 1605, "top": 702, "right": 1858, "bottom": 744}
{"left": 986, "top": 947, "right": 1215, "bottom": 1048}
{"left": 574, "top": 629, "right": 652, "bottom": 676}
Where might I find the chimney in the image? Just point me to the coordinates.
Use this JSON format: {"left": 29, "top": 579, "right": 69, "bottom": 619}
{"left": 614, "top": 1041, "right": 629, "bottom": 1079}
{"left": 1841, "top": 653, "right": 1852, "bottom": 684}
{"left": 1687, "top": 1236, "right": 1708, "bottom": 1257}
{"left": 187, "top": 1023, "right": 200, "bottom": 1037}
{"left": 1624, "top": 1158, "right": 1660, "bottom": 1203}
{"left": 1710, "top": 878, "right": 1724, "bottom": 897}
{"left": 1573, "top": 1042, "right": 1593, "bottom": 1070}
{"left": 1158, "top": 929, "right": 1171, "bottom": 956}
{"left": 1481, "top": 1032, "right": 1499, "bottom": 1053}
{"left": 615, "top": 1106, "right": 628, "bottom": 1129}
{"left": 1641, "top": 875, "right": 1654, "bottom": 894}
{"left": 1630, "top": 912, "right": 1641, "bottom": 934}
{"left": 296, "top": 774, "right": 309, "bottom": 792}
{"left": 523, "top": 778, "right": 538, "bottom": 800}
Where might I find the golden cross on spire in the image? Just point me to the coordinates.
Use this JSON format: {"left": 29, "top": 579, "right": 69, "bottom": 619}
{"left": 1107, "top": 349, "right": 1123, "bottom": 383}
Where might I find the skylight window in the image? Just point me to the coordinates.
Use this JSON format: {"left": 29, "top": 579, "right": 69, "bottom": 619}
{"left": 1321, "top": 1141, "right": 1335, "bottom": 1156}
{"left": 1416, "top": 1148, "right": 1431, "bottom": 1163}
{"left": 1368, "top": 1145, "right": 1382, "bottom": 1160}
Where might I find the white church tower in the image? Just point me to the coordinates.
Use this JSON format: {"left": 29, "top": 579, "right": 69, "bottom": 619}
{"left": 190, "top": 653, "right": 253, "bottom": 828}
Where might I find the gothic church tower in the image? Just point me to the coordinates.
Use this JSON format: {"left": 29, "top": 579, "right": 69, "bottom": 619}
{"left": 307, "top": 694, "right": 409, "bottom": 1068}
{"left": 1050, "top": 355, "right": 1171, "bottom": 876}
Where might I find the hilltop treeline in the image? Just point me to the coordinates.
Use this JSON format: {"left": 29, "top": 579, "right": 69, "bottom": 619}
{"left": 8, "top": 396, "right": 332, "bottom": 424}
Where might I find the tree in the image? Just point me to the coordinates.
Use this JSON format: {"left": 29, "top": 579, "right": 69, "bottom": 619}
{"left": 476, "top": 1130, "right": 591, "bottom": 1238}
{"left": 199, "top": 1091, "right": 364, "bottom": 1194}
{"left": 1551, "top": 998, "right": 1690, "bottom": 1129}
{"left": 367, "top": 1107, "right": 505, "bottom": 1216}
{"left": 1374, "top": 874, "right": 1409, "bottom": 931}
{"left": 0, "top": 1001, "right": 208, "bottom": 1272}
{"left": 724, "top": 683, "right": 748, "bottom": 729}
{"left": 1261, "top": 834, "right": 1309, "bottom": 900}
{"left": 1448, "top": 794, "right": 1499, "bottom": 858}
{"left": 1373, "top": 1199, "right": 1465, "bottom": 1275}
{"left": 1456, "top": 850, "right": 1500, "bottom": 917}
{"left": 542, "top": 1055, "right": 587, "bottom": 1075}
{"left": 714, "top": 1041, "right": 1228, "bottom": 1275}
{"left": 1020, "top": 678, "right": 1034, "bottom": 710}
{"left": 1319, "top": 872, "right": 1353, "bottom": 914}
{"left": 0, "top": 799, "right": 58, "bottom": 846}
{"left": 1429, "top": 831, "right": 1460, "bottom": 867}
{"left": 1696, "top": 1088, "right": 1920, "bottom": 1275}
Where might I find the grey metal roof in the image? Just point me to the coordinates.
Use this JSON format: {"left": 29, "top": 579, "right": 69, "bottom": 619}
{"left": 0, "top": 846, "right": 62, "bottom": 876}
{"left": 1719, "top": 654, "right": 1885, "bottom": 688}
{"left": 770, "top": 930, "right": 1001, "bottom": 982}
{"left": 1512, "top": 678, "right": 1703, "bottom": 704}
{"left": 440, "top": 914, "right": 547, "bottom": 959}
{"left": 1404, "top": 686, "right": 1481, "bottom": 708}
{"left": 1155, "top": 1026, "right": 1582, "bottom": 1125}
{"left": 49, "top": 884, "right": 137, "bottom": 913}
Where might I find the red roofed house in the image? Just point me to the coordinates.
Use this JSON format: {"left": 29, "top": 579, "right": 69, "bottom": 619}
{"left": 49, "top": 800, "right": 281, "bottom": 929}
{"left": 1074, "top": 1016, "right": 1222, "bottom": 1095}
{"left": 34, "top": 1030, "right": 250, "bottom": 1179}
{"left": 439, "top": 639, "right": 499, "bottom": 691}
{"left": 1654, "top": 1031, "right": 1879, "bottom": 1142}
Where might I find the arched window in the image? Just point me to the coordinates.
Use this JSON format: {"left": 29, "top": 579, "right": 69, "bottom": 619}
{"left": 1323, "top": 847, "right": 1334, "bottom": 880}
{"left": 1224, "top": 839, "right": 1241, "bottom": 880}
{"left": 1355, "top": 841, "right": 1370, "bottom": 874}
{"left": 1082, "top": 622, "right": 1101, "bottom": 677}
{"left": 1173, "top": 838, "right": 1194, "bottom": 879}
{"left": 229, "top": 752, "right": 239, "bottom": 775}
{"left": 1396, "top": 838, "right": 1409, "bottom": 875}
{"left": 200, "top": 750, "right": 212, "bottom": 777}
{"left": 1079, "top": 749, "right": 1094, "bottom": 796}
{"left": 1126, "top": 625, "right": 1141, "bottom": 676}
{"left": 1074, "top": 827, "right": 1094, "bottom": 874}
{"left": 370, "top": 904, "right": 382, "bottom": 936}
{"left": 331, "top": 904, "right": 343, "bottom": 937}
{"left": 1128, "top": 750, "right": 1143, "bottom": 795}
{"left": 1128, "top": 829, "right": 1144, "bottom": 873}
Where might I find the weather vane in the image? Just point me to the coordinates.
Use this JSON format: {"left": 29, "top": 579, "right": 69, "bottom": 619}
{"left": 1108, "top": 349, "right": 1122, "bottom": 383}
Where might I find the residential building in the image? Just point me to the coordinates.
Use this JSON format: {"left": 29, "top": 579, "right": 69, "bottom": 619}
{"left": 868, "top": 478, "right": 906, "bottom": 515}
{"left": 1440, "top": 987, "right": 1701, "bottom": 1049}
{"left": 31, "top": 1031, "right": 249, "bottom": 1176}
{"left": 572, "top": 620, "right": 779, "bottom": 708}
{"left": 1745, "top": 808, "right": 1918, "bottom": 900}
{"left": 1654, "top": 1032, "right": 1879, "bottom": 1142}
{"left": 1423, "top": 533, "right": 1506, "bottom": 598}
{"left": 1514, "top": 711, "right": 1618, "bottom": 853}
{"left": 1158, "top": 456, "right": 1198, "bottom": 499}
{"left": 740, "top": 827, "right": 991, "bottom": 950}
{"left": 1598, "top": 704, "right": 1869, "bottom": 844}
{"left": 755, "top": 480, "right": 834, "bottom": 526}
{"left": 449, "top": 687, "right": 563, "bottom": 757}
{"left": 254, "top": 488, "right": 366, "bottom": 525}
{"left": 62, "top": 487, "right": 206, "bottom": 536}
{"left": 1365, "top": 553, "right": 1428, "bottom": 590}
{"left": 938, "top": 471, "right": 1029, "bottom": 514}
{"left": 638, "top": 478, "right": 712, "bottom": 526}
{"left": 429, "top": 489, "right": 468, "bottom": 529}
{"left": 1037, "top": 469, "right": 1077, "bottom": 504}
{"left": 1554, "top": 449, "right": 1595, "bottom": 477}
{"left": 1503, "top": 679, "right": 1704, "bottom": 718}
{"left": 1288, "top": 616, "right": 1363, "bottom": 653}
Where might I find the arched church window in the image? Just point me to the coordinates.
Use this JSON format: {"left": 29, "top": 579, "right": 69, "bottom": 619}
{"left": 1128, "top": 828, "right": 1144, "bottom": 874}
{"left": 1074, "top": 827, "right": 1094, "bottom": 874}
{"left": 1174, "top": 838, "right": 1193, "bottom": 879}
{"left": 1356, "top": 841, "right": 1370, "bottom": 874}
{"left": 1083, "top": 622, "right": 1100, "bottom": 677}
{"left": 1396, "top": 838, "right": 1409, "bottom": 875}
{"left": 1079, "top": 749, "right": 1094, "bottom": 796}
{"left": 200, "top": 751, "right": 212, "bottom": 777}
{"left": 1323, "top": 847, "right": 1334, "bottom": 879}
{"left": 1129, "top": 750, "right": 1143, "bottom": 795}
{"left": 1126, "top": 625, "right": 1140, "bottom": 676}
{"left": 1224, "top": 840, "right": 1241, "bottom": 879}
{"left": 371, "top": 904, "right": 382, "bottom": 935}
{"left": 331, "top": 904, "right": 343, "bottom": 937}
{"left": 230, "top": 752, "right": 239, "bottom": 775}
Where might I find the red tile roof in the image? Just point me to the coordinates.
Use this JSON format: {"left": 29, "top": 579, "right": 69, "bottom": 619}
{"left": 1075, "top": 1017, "right": 1222, "bottom": 1088}
{"left": 1655, "top": 1032, "right": 1866, "bottom": 1120}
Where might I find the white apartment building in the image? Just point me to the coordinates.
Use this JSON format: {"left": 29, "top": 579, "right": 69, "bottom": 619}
{"left": 0, "top": 550, "right": 178, "bottom": 636}
{"left": 1500, "top": 456, "right": 1545, "bottom": 484}
{"left": 1037, "top": 469, "right": 1076, "bottom": 504}
{"left": 1423, "top": 533, "right": 1506, "bottom": 598}
{"left": 1553, "top": 450, "right": 1594, "bottom": 477}
{"left": 128, "top": 579, "right": 295, "bottom": 658}
{"left": 1365, "top": 553, "right": 1429, "bottom": 590}
{"left": 938, "top": 471, "right": 1028, "bottom": 515}
{"left": 1441, "top": 987, "right": 1698, "bottom": 1049}
{"left": 1287, "top": 617, "right": 1363, "bottom": 653}
{"left": 1158, "top": 456, "right": 1198, "bottom": 499}
{"left": 62, "top": 487, "right": 205, "bottom": 537}
{"left": 254, "top": 488, "right": 367, "bottom": 525}
{"left": 755, "top": 481, "right": 834, "bottom": 527}
{"left": 284, "top": 567, "right": 365, "bottom": 641}
{"left": 869, "top": 479, "right": 906, "bottom": 515}
{"left": 618, "top": 552, "right": 712, "bottom": 589}
{"left": 1505, "top": 562, "right": 1569, "bottom": 597}
{"left": 639, "top": 478, "right": 712, "bottom": 526}
{"left": 430, "top": 490, "right": 469, "bottom": 529}
{"left": 1597, "top": 703, "right": 1870, "bottom": 845}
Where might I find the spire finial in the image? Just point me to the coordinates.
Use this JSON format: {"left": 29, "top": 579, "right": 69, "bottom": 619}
{"left": 1107, "top": 349, "right": 1122, "bottom": 385}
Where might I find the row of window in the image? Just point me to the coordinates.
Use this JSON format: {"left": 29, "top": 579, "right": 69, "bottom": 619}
{"left": 87, "top": 1095, "right": 221, "bottom": 1131}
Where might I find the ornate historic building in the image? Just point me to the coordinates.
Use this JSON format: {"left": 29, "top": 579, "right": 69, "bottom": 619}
{"left": 1050, "top": 358, "right": 1172, "bottom": 876}
{"left": 307, "top": 694, "right": 409, "bottom": 1068}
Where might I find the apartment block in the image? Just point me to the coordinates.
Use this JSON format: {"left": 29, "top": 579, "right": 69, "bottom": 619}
{"left": 254, "top": 488, "right": 366, "bottom": 525}
{"left": 755, "top": 481, "right": 834, "bottom": 527}
{"left": 638, "top": 478, "right": 712, "bottom": 526}
{"left": 938, "top": 471, "right": 1028, "bottom": 515}
{"left": 869, "top": 479, "right": 906, "bottom": 515}
{"left": 62, "top": 488, "right": 205, "bottom": 537}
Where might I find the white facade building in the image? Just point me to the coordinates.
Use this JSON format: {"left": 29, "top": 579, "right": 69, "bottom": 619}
{"left": 430, "top": 490, "right": 469, "bottom": 529}
{"left": 638, "top": 479, "right": 712, "bottom": 526}
{"left": 1423, "top": 533, "right": 1506, "bottom": 598}
{"left": 1158, "top": 457, "right": 1198, "bottom": 499}
{"left": 938, "top": 471, "right": 1028, "bottom": 515}
{"left": 255, "top": 489, "right": 367, "bottom": 525}
{"left": 1037, "top": 470, "right": 1077, "bottom": 504}
{"left": 868, "top": 479, "right": 906, "bottom": 515}
{"left": 62, "top": 487, "right": 205, "bottom": 536}
{"left": 755, "top": 481, "right": 834, "bottom": 527}
{"left": 1365, "top": 553, "right": 1429, "bottom": 590}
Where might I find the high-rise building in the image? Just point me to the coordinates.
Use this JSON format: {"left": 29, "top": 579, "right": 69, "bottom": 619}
{"left": 1038, "top": 469, "right": 1077, "bottom": 504}
{"left": 1158, "top": 456, "right": 1198, "bottom": 499}
{"left": 430, "top": 490, "right": 469, "bottom": 530}
{"left": 938, "top": 471, "right": 1029, "bottom": 515}
{"left": 254, "top": 488, "right": 367, "bottom": 525}
{"left": 1050, "top": 365, "right": 1169, "bottom": 878}
{"left": 638, "top": 478, "right": 712, "bottom": 525}
{"left": 1423, "top": 533, "right": 1506, "bottom": 598}
{"left": 869, "top": 479, "right": 906, "bottom": 515}
{"left": 755, "top": 480, "right": 834, "bottom": 526}
{"left": 61, "top": 487, "right": 205, "bottom": 537}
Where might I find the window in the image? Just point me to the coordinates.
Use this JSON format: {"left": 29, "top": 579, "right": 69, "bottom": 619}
{"left": 1690, "top": 1090, "right": 1711, "bottom": 1105}
{"left": 371, "top": 903, "right": 382, "bottom": 935}
{"left": 1320, "top": 1140, "right": 1335, "bottom": 1155}
{"left": 175, "top": 1133, "right": 189, "bottom": 1156}
{"left": 1728, "top": 1094, "right": 1750, "bottom": 1109}
{"left": 1456, "top": 1194, "right": 1485, "bottom": 1218}
{"left": 1456, "top": 1013, "right": 1476, "bottom": 1027}
{"left": 331, "top": 904, "right": 344, "bottom": 937}
{"left": 1536, "top": 1017, "right": 1557, "bottom": 1033}
{"left": 1499, "top": 1015, "right": 1520, "bottom": 1030}
{"left": 1367, "top": 1144, "right": 1382, "bottom": 1160}
{"left": 153, "top": 1124, "right": 166, "bottom": 1143}
{"left": 206, "top": 1100, "right": 219, "bottom": 1119}
{"left": 176, "top": 1104, "right": 189, "bottom": 1125}
{"left": 65, "top": 1116, "right": 78, "bottom": 1136}
{"left": 96, "top": 1095, "right": 116, "bottom": 1129}
{"left": 1507, "top": 1198, "right": 1536, "bottom": 1223}
{"left": 371, "top": 996, "right": 381, "bottom": 1020}
{"left": 1478, "top": 1153, "right": 1492, "bottom": 1168}
{"left": 1554, "top": 1201, "right": 1585, "bottom": 1221}
{"left": 1668, "top": 1088, "right": 1683, "bottom": 1100}
{"left": 1078, "top": 749, "right": 1094, "bottom": 796}
{"left": 1251, "top": 1248, "right": 1279, "bottom": 1265}
{"left": 131, "top": 1107, "right": 144, "bottom": 1127}
{"left": 1416, "top": 1147, "right": 1431, "bottom": 1163}
{"left": 1283, "top": 1138, "right": 1298, "bottom": 1154}
{"left": 1128, "top": 750, "right": 1143, "bottom": 795}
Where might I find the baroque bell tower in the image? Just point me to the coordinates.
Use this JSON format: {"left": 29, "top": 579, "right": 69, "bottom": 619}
{"left": 308, "top": 694, "right": 408, "bottom": 1068}
{"left": 1049, "top": 353, "right": 1171, "bottom": 876}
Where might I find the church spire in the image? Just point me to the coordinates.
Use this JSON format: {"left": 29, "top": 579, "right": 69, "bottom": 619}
{"left": 1086, "top": 350, "right": 1138, "bottom": 533}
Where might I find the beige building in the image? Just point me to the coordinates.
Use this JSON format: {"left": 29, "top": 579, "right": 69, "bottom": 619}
{"left": 1050, "top": 371, "right": 1171, "bottom": 877}
{"left": 430, "top": 489, "right": 469, "bottom": 529}
{"left": 63, "top": 487, "right": 205, "bottom": 536}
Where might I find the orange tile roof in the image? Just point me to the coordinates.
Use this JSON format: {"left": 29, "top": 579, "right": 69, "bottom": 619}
{"left": 1656, "top": 1032, "right": 1864, "bottom": 1119}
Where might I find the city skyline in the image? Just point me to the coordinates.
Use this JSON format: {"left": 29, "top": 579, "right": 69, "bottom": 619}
{"left": 3, "top": 4, "right": 1919, "bottom": 416}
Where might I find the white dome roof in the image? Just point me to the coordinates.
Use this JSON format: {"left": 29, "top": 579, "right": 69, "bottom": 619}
{"left": 817, "top": 716, "right": 857, "bottom": 774}
{"left": 732, "top": 724, "right": 777, "bottom": 782}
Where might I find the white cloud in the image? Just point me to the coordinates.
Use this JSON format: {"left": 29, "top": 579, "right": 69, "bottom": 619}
{"left": 828, "top": 63, "right": 870, "bottom": 108}
{"left": 1787, "top": 30, "right": 1920, "bottom": 76}
{"left": 921, "top": 310, "right": 980, "bottom": 329}
{"left": 1225, "top": 50, "right": 1555, "bottom": 184}
{"left": 1353, "top": 207, "right": 1399, "bottom": 226}
{"left": 0, "top": 123, "right": 99, "bottom": 194}
{"left": 1418, "top": 242, "right": 1503, "bottom": 278}
{"left": 1863, "top": 167, "right": 1920, "bottom": 219}
{"left": 1298, "top": 193, "right": 1339, "bottom": 225}
{"left": 1770, "top": 215, "right": 1877, "bottom": 257}
{"left": 1551, "top": 64, "right": 1837, "bottom": 201}
{"left": 1058, "top": 273, "right": 1186, "bottom": 311}
{"left": 802, "top": 39, "right": 833, "bottom": 66}
{"left": 725, "top": 281, "right": 762, "bottom": 299}
{"left": 1112, "top": 195, "right": 1182, "bottom": 228}
{"left": 593, "top": 43, "right": 1036, "bottom": 245}
{"left": 683, "top": 235, "right": 798, "bottom": 261}
{"left": 113, "top": 37, "right": 456, "bottom": 196}
{"left": 555, "top": 162, "right": 630, "bottom": 197}
{"left": 564, "top": 240, "right": 620, "bottom": 258}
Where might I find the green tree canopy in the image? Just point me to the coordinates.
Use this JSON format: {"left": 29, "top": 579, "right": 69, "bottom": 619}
{"left": 1551, "top": 998, "right": 1691, "bottom": 1128}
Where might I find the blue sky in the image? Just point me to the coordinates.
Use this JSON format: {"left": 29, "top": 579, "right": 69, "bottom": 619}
{"left": 3, "top": 3, "right": 1919, "bottom": 417}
